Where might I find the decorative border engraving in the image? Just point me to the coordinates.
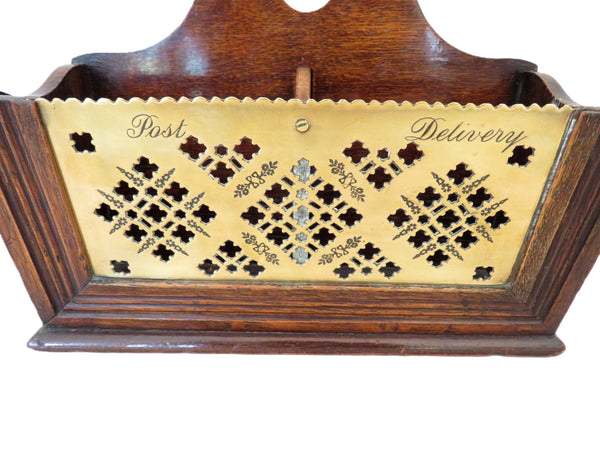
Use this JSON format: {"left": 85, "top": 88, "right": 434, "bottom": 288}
{"left": 234, "top": 161, "right": 278, "bottom": 198}
{"left": 329, "top": 159, "right": 366, "bottom": 201}
{"left": 242, "top": 232, "right": 280, "bottom": 265}
{"left": 318, "top": 236, "right": 363, "bottom": 265}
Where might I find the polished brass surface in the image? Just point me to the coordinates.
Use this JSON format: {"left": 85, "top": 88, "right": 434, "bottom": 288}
{"left": 38, "top": 98, "right": 572, "bottom": 285}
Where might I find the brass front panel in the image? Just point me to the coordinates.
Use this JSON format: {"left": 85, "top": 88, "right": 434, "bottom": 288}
{"left": 38, "top": 98, "right": 571, "bottom": 285}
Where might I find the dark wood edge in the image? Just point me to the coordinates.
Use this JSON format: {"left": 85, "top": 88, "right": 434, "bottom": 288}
{"left": 0, "top": 97, "right": 93, "bottom": 320}
{"left": 544, "top": 205, "right": 600, "bottom": 331}
{"left": 28, "top": 325, "right": 565, "bottom": 356}
{"left": 0, "top": 169, "right": 55, "bottom": 321}
{"left": 515, "top": 72, "right": 578, "bottom": 107}
{"left": 30, "top": 64, "right": 97, "bottom": 100}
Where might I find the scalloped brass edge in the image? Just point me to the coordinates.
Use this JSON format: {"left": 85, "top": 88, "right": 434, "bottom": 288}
{"left": 36, "top": 96, "right": 573, "bottom": 112}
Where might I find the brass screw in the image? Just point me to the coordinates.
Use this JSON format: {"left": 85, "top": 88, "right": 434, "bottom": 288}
{"left": 295, "top": 118, "right": 310, "bottom": 133}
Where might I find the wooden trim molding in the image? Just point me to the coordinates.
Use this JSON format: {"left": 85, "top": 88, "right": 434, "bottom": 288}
{"left": 29, "top": 326, "right": 565, "bottom": 356}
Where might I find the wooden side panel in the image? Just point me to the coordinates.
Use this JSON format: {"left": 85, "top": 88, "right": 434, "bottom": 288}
{"left": 0, "top": 169, "right": 54, "bottom": 321}
{"left": 532, "top": 110, "right": 600, "bottom": 327}
{"left": 0, "top": 98, "right": 92, "bottom": 321}
{"left": 512, "top": 110, "right": 593, "bottom": 298}
{"left": 515, "top": 72, "right": 577, "bottom": 107}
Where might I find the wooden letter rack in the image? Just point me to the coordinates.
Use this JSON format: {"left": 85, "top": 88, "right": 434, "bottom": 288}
{"left": 1, "top": 0, "right": 598, "bottom": 355}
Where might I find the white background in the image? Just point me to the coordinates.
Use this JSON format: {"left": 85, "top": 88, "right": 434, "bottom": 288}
{"left": 1, "top": 1, "right": 599, "bottom": 448}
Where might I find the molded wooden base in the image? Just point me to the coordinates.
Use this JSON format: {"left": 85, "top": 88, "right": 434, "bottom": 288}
{"left": 28, "top": 326, "right": 565, "bottom": 356}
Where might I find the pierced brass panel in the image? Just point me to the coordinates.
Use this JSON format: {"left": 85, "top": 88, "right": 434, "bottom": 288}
{"left": 38, "top": 98, "right": 572, "bottom": 285}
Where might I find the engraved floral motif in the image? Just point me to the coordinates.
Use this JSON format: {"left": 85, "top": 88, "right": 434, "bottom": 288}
{"left": 233, "top": 161, "right": 278, "bottom": 198}
{"left": 318, "top": 236, "right": 363, "bottom": 265}
{"left": 165, "top": 239, "right": 189, "bottom": 256}
{"left": 184, "top": 193, "right": 206, "bottom": 211}
{"left": 97, "top": 189, "right": 124, "bottom": 209}
{"left": 155, "top": 168, "right": 175, "bottom": 188}
{"left": 117, "top": 166, "right": 145, "bottom": 187}
{"left": 242, "top": 232, "right": 280, "bottom": 265}
{"left": 187, "top": 219, "right": 210, "bottom": 238}
{"left": 329, "top": 159, "right": 365, "bottom": 202}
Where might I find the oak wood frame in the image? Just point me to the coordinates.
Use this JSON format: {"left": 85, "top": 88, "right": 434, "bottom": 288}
{"left": 1, "top": 0, "right": 599, "bottom": 355}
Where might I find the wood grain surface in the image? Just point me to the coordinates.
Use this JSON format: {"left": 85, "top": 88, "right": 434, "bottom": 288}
{"left": 69, "top": 0, "right": 535, "bottom": 104}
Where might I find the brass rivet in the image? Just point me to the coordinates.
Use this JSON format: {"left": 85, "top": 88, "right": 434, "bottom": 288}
{"left": 295, "top": 118, "right": 310, "bottom": 133}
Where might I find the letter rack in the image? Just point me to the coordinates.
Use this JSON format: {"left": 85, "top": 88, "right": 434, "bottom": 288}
{"left": 1, "top": 0, "right": 599, "bottom": 355}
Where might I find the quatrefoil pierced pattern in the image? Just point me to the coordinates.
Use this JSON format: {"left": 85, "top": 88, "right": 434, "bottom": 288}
{"left": 178, "top": 135, "right": 274, "bottom": 189}
{"left": 241, "top": 159, "right": 364, "bottom": 266}
{"left": 388, "top": 163, "right": 509, "bottom": 273}
{"left": 198, "top": 239, "right": 267, "bottom": 278}
{"left": 328, "top": 239, "right": 401, "bottom": 280}
{"left": 94, "top": 157, "right": 215, "bottom": 263}
{"left": 342, "top": 140, "right": 425, "bottom": 190}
